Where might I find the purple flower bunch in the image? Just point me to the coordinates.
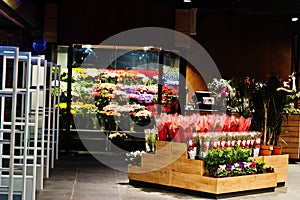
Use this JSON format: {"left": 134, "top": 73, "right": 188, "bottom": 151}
{"left": 138, "top": 94, "right": 154, "bottom": 104}
{"left": 147, "top": 88, "right": 158, "bottom": 94}
{"left": 120, "top": 86, "right": 138, "bottom": 94}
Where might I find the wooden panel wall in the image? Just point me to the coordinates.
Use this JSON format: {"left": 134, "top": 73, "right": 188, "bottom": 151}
{"left": 280, "top": 115, "right": 300, "bottom": 159}
{"left": 192, "top": 18, "right": 292, "bottom": 81}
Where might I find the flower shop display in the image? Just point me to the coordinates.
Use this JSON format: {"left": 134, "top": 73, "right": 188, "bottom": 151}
{"left": 203, "top": 146, "right": 273, "bottom": 177}
{"left": 128, "top": 141, "right": 284, "bottom": 197}
{"left": 156, "top": 113, "right": 253, "bottom": 142}
{"left": 197, "top": 131, "right": 261, "bottom": 159}
{"left": 66, "top": 67, "right": 179, "bottom": 133}
{"left": 71, "top": 102, "right": 99, "bottom": 129}
{"left": 155, "top": 113, "right": 264, "bottom": 160}
{"left": 161, "top": 85, "right": 179, "bottom": 114}
{"left": 189, "top": 75, "right": 299, "bottom": 158}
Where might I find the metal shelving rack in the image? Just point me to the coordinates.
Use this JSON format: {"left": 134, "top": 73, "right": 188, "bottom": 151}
{"left": 0, "top": 46, "right": 60, "bottom": 200}
{"left": 51, "top": 63, "right": 60, "bottom": 166}
{"left": 0, "top": 46, "right": 36, "bottom": 200}
{"left": 44, "top": 62, "right": 60, "bottom": 173}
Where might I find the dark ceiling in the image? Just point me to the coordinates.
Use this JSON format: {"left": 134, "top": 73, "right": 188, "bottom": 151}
{"left": 1, "top": 0, "right": 300, "bottom": 32}
{"left": 181, "top": 0, "right": 300, "bottom": 22}
{"left": 0, "top": 12, "right": 19, "bottom": 28}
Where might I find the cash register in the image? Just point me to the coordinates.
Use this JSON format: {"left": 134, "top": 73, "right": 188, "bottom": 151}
{"left": 192, "top": 91, "right": 215, "bottom": 110}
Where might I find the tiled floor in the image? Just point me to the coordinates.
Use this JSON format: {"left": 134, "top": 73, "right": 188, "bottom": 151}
{"left": 36, "top": 154, "right": 300, "bottom": 200}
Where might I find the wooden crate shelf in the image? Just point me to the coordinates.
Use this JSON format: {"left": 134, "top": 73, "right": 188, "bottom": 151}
{"left": 128, "top": 141, "right": 288, "bottom": 196}
{"left": 280, "top": 114, "right": 300, "bottom": 159}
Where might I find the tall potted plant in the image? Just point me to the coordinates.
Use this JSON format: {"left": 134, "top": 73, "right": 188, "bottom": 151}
{"left": 251, "top": 74, "right": 297, "bottom": 155}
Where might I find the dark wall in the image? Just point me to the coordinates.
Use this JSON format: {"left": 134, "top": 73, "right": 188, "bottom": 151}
{"left": 58, "top": 0, "right": 176, "bottom": 44}
{"left": 193, "top": 17, "right": 292, "bottom": 81}
{"left": 57, "top": 0, "right": 293, "bottom": 81}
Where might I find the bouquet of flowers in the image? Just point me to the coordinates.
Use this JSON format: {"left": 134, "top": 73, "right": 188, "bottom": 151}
{"left": 207, "top": 78, "right": 232, "bottom": 106}
{"left": 132, "top": 109, "right": 152, "bottom": 126}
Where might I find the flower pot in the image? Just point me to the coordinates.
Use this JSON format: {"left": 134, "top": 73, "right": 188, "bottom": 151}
{"left": 272, "top": 146, "right": 283, "bottom": 155}
{"left": 259, "top": 149, "right": 272, "bottom": 156}
{"left": 259, "top": 145, "right": 272, "bottom": 156}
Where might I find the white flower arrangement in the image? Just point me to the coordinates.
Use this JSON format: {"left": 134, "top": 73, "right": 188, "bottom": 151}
{"left": 108, "top": 132, "right": 127, "bottom": 140}
{"left": 135, "top": 110, "right": 152, "bottom": 118}
{"left": 125, "top": 150, "right": 146, "bottom": 162}
{"left": 85, "top": 68, "right": 99, "bottom": 77}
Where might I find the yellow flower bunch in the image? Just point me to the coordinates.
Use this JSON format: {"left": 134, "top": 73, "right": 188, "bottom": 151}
{"left": 73, "top": 68, "right": 88, "bottom": 79}
{"left": 71, "top": 102, "right": 97, "bottom": 115}
{"left": 262, "top": 164, "right": 270, "bottom": 169}
{"left": 97, "top": 83, "right": 118, "bottom": 91}
{"left": 59, "top": 102, "right": 67, "bottom": 109}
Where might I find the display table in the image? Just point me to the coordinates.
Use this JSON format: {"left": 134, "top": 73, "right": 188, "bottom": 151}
{"left": 128, "top": 141, "right": 288, "bottom": 198}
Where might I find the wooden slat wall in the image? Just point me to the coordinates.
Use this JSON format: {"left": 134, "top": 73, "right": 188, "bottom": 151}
{"left": 279, "top": 115, "right": 300, "bottom": 159}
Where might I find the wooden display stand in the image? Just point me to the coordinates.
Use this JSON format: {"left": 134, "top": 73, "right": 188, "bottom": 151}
{"left": 128, "top": 141, "right": 288, "bottom": 197}
{"left": 254, "top": 154, "right": 289, "bottom": 185}
{"left": 280, "top": 114, "right": 300, "bottom": 159}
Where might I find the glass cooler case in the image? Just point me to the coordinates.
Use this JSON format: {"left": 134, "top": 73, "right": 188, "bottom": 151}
{"left": 64, "top": 44, "right": 182, "bottom": 133}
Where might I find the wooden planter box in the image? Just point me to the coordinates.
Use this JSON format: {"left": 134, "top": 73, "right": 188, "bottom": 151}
{"left": 128, "top": 141, "right": 287, "bottom": 196}
{"left": 279, "top": 114, "right": 300, "bottom": 159}
{"left": 254, "top": 154, "right": 289, "bottom": 184}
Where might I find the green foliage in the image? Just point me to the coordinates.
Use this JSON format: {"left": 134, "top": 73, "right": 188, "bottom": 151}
{"left": 204, "top": 146, "right": 252, "bottom": 171}
{"left": 251, "top": 74, "right": 298, "bottom": 145}
{"left": 227, "top": 77, "right": 255, "bottom": 118}
{"left": 207, "top": 78, "right": 231, "bottom": 105}
{"left": 203, "top": 147, "right": 257, "bottom": 177}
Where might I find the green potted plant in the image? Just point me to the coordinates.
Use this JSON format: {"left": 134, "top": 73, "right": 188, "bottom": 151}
{"left": 203, "top": 146, "right": 252, "bottom": 177}
{"left": 251, "top": 74, "right": 298, "bottom": 155}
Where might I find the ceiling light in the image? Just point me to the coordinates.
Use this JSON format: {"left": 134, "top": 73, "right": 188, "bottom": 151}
{"left": 184, "top": 0, "right": 191, "bottom": 2}
{"left": 292, "top": 17, "right": 298, "bottom": 22}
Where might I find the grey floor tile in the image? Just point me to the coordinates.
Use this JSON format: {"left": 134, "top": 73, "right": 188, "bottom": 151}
{"left": 37, "top": 154, "right": 300, "bottom": 200}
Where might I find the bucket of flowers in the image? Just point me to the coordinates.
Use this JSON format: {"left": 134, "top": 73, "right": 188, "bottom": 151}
{"left": 125, "top": 150, "right": 146, "bottom": 166}
{"left": 108, "top": 132, "right": 128, "bottom": 147}
{"left": 131, "top": 109, "right": 154, "bottom": 132}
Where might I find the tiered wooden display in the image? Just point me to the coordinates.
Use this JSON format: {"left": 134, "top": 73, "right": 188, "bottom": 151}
{"left": 128, "top": 141, "right": 288, "bottom": 197}
{"left": 280, "top": 114, "right": 300, "bottom": 159}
